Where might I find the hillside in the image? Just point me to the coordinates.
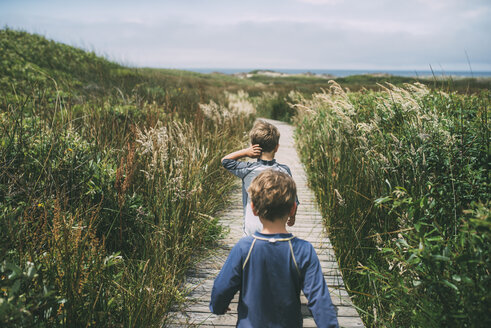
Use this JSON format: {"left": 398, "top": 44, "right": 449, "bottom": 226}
{"left": 0, "top": 29, "right": 256, "bottom": 110}
{"left": 0, "top": 28, "right": 255, "bottom": 327}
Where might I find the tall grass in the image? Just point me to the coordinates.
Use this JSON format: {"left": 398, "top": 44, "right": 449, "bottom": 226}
{"left": 2, "top": 27, "right": 489, "bottom": 327}
{"left": 293, "top": 81, "right": 489, "bottom": 327}
{"left": 0, "top": 29, "right": 255, "bottom": 327}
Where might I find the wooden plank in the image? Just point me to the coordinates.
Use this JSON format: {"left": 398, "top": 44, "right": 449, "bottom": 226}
{"left": 168, "top": 311, "right": 363, "bottom": 327}
{"left": 172, "top": 301, "right": 361, "bottom": 318}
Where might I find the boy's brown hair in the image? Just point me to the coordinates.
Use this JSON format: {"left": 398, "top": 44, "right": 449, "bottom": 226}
{"left": 249, "top": 120, "right": 280, "bottom": 152}
{"left": 248, "top": 170, "right": 296, "bottom": 221}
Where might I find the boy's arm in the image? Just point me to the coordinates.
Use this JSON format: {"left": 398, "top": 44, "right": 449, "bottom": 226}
{"left": 221, "top": 144, "right": 262, "bottom": 163}
{"left": 209, "top": 243, "right": 243, "bottom": 315}
{"left": 283, "top": 165, "right": 299, "bottom": 226}
{"left": 221, "top": 145, "right": 262, "bottom": 179}
{"left": 302, "top": 245, "right": 339, "bottom": 328}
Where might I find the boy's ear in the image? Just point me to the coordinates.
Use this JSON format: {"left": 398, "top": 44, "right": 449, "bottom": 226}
{"left": 274, "top": 144, "right": 279, "bottom": 152}
{"left": 289, "top": 202, "right": 297, "bottom": 217}
{"left": 251, "top": 202, "right": 259, "bottom": 216}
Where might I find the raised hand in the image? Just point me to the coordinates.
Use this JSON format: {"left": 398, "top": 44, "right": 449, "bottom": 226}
{"left": 246, "top": 144, "right": 262, "bottom": 158}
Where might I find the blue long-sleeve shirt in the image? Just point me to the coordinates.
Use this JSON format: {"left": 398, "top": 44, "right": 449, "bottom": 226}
{"left": 210, "top": 232, "right": 339, "bottom": 328}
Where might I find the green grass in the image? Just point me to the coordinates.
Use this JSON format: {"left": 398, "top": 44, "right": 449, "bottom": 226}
{"left": 1, "top": 27, "right": 490, "bottom": 327}
{"left": 246, "top": 71, "right": 491, "bottom": 93}
{"left": 246, "top": 71, "right": 491, "bottom": 123}
{"left": 0, "top": 28, "right": 255, "bottom": 327}
{"left": 293, "top": 81, "right": 490, "bottom": 327}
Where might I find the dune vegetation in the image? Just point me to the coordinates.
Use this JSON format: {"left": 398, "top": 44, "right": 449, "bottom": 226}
{"left": 293, "top": 81, "right": 489, "bottom": 327}
{"left": 1, "top": 28, "right": 489, "bottom": 327}
{"left": 0, "top": 29, "right": 255, "bottom": 327}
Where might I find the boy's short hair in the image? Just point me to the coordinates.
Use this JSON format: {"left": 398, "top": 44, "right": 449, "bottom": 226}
{"left": 249, "top": 120, "right": 280, "bottom": 152}
{"left": 248, "top": 170, "right": 296, "bottom": 221}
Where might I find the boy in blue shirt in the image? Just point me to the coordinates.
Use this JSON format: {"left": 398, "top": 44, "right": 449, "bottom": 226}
{"left": 221, "top": 120, "right": 297, "bottom": 236}
{"left": 210, "top": 170, "right": 339, "bottom": 328}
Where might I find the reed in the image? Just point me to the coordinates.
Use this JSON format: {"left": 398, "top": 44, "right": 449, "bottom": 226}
{"left": 294, "top": 81, "right": 489, "bottom": 327}
{"left": 0, "top": 29, "right": 255, "bottom": 327}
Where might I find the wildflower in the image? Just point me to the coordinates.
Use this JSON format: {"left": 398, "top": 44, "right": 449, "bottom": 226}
{"left": 418, "top": 133, "right": 429, "bottom": 140}
{"left": 375, "top": 234, "right": 383, "bottom": 245}
{"left": 37, "top": 203, "right": 44, "bottom": 207}
{"left": 334, "top": 189, "right": 346, "bottom": 207}
{"left": 200, "top": 91, "right": 255, "bottom": 124}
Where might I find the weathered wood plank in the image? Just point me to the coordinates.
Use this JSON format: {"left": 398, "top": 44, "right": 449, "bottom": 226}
{"left": 171, "top": 301, "right": 360, "bottom": 318}
{"left": 168, "top": 312, "right": 363, "bottom": 327}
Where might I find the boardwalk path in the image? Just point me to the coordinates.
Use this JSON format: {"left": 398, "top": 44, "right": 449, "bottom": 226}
{"left": 168, "top": 119, "right": 364, "bottom": 327}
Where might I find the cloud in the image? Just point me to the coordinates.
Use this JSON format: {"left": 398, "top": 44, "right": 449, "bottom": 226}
{"left": 1, "top": 0, "right": 490, "bottom": 70}
{"left": 297, "top": 0, "right": 344, "bottom": 4}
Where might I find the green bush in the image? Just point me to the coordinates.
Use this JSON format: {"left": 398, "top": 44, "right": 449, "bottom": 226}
{"left": 0, "top": 28, "right": 255, "bottom": 327}
{"left": 294, "top": 82, "right": 489, "bottom": 326}
{"left": 365, "top": 197, "right": 490, "bottom": 327}
{"left": 0, "top": 260, "right": 60, "bottom": 327}
{"left": 253, "top": 92, "right": 295, "bottom": 122}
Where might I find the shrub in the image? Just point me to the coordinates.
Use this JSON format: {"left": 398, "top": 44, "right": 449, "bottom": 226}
{"left": 294, "top": 81, "right": 489, "bottom": 326}
{"left": 1, "top": 28, "right": 256, "bottom": 327}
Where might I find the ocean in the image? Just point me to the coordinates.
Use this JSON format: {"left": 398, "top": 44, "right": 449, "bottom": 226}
{"left": 183, "top": 68, "right": 491, "bottom": 78}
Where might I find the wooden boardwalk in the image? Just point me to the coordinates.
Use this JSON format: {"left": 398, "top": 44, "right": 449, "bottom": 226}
{"left": 167, "top": 119, "right": 364, "bottom": 327}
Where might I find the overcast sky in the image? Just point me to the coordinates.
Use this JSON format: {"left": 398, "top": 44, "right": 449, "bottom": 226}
{"left": 1, "top": 0, "right": 490, "bottom": 71}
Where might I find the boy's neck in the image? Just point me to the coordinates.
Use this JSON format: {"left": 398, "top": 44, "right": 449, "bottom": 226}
{"left": 260, "top": 217, "right": 289, "bottom": 234}
{"left": 259, "top": 151, "right": 275, "bottom": 161}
